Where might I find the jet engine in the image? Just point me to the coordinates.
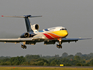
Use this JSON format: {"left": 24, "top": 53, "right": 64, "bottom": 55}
{"left": 20, "top": 32, "right": 36, "bottom": 38}
{"left": 24, "top": 32, "right": 30, "bottom": 38}
{"left": 31, "top": 24, "right": 39, "bottom": 31}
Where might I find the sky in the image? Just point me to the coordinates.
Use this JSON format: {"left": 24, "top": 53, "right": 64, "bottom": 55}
{"left": 0, "top": 0, "right": 93, "bottom": 57}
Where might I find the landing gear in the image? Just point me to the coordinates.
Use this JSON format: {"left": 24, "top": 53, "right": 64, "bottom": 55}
{"left": 21, "top": 45, "right": 27, "bottom": 49}
{"left": 56, "top": 38, "right": 62, "bottom": 49}
{"left": 56, "top": 44, "right": 62, "bottom": 48}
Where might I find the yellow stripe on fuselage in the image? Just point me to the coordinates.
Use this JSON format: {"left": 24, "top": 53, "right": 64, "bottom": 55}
{"left": 52, "top": 30, "right": 68, "bottom": 37}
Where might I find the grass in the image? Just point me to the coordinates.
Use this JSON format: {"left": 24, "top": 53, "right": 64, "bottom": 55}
{"left": 0, "top": 67, "right": 93, "bottom": 70}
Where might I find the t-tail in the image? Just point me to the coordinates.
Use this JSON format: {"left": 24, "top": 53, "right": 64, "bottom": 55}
{"left": 1, "top": 15, "right": 42, "bottom": 32}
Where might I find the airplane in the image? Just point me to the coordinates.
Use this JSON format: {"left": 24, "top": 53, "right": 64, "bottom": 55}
{"left": 0, "top": 15, "right": 91, "bottom": 49}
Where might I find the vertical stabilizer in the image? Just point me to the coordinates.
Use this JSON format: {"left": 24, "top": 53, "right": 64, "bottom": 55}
{"left": 24, "top": 15, "right": 42, "bottom": 32}
{"left": 24, "top": 17, "right": 32, "bottom": 32}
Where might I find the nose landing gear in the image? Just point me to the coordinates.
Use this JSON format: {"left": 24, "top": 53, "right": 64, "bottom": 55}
{"left": 56, "top": 44, "right": 62, "bottom": 48}
{"left": 56, "top": 38, "right": 62, "bottom": 49}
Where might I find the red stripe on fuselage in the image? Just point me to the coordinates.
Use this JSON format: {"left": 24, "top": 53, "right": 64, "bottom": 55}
{"left": 43, "top": 33, "right": 54, "bottom": 39}
{"left": 47, "top": 33, "right": 61, "bottom": 38}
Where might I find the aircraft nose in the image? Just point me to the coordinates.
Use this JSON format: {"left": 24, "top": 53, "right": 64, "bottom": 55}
{"left": 52, "top": 30, "right": 68, "bottom": 38}
{"left": 63, "top": 30, "right": 68, "bottom": 37}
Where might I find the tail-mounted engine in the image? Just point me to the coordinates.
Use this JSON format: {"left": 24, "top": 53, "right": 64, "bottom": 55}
{"left": 20, "top": 32, "right": 36, "bottom": 38}
{"left": 24, "top": 32, "right": 30, "bottom": 38}
{"left": 31, "top": 24, "right": 39, "bottom": 31}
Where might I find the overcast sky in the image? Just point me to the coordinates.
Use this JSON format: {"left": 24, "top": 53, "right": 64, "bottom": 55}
{"left": 0, "top": 0, "right": 93, "bottom": 57}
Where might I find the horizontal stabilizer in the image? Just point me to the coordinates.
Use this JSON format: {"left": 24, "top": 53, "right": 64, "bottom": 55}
{"left": 1, "top": 15, "right": 42, "bottom": 18}
{"left": 1, "top": 15, "right": 42, "bottom": 32}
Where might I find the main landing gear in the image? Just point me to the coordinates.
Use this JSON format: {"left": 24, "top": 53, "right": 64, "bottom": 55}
{"left": 21, "top": 44, "right": 27, "bottom": 49}
{"left": 56, "top": 38, "right": 62, "bottom": 49}
{"left": 21, "top": 42, "right": 27, "bottom": 49}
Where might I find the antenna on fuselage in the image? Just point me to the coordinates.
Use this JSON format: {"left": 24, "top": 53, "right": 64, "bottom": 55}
{"left": 1, "top": 15, "right": 42, "bottom": 32}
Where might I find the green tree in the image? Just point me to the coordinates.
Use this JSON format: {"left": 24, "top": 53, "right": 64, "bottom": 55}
{"left": 61, "top": 58, "right": 71, "bottom": 64}
{"left": 36, "top": 59, "right": 49, "bottom": 66}
{"left": 10, "top": 56, "right": 25, "bottom": 65}
{"left": 89, "top": 59, "right": 93, "bottom": 66}
{"left": 50, "top": 59, "right": 59, "bottom": 66}
{"left": 25, "top": 55, "right": 40, "bottom": 62}
{"left": 62, "top": 52, "right": 68, "bottom": 58}
{"left": 74, "top": 56, "right": 81, "bottom": 60}
{"left": 75, "top": 52, "right": 82, "bottom": 57}
{"left": 67, "top": 55, "right": 74, "bottom": 60}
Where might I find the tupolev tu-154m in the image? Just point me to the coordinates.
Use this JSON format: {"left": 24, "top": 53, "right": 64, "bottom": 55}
{"left": 0, "top": 15, "right": 91, "bottom": 49}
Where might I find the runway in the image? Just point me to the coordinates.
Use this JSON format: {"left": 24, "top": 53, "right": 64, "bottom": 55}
{"left": 0, "top": 66, "right": 93, "bottom": 68}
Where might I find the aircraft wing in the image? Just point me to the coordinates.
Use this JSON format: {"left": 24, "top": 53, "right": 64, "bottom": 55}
{"left": 0, "top": 38, "right": 34, "bottom": 43}
{"left": 61, "top": 38, "right": 91, "bottom": 43}
{"left": 0, "top": 37, "right": 91, "bottom": 44}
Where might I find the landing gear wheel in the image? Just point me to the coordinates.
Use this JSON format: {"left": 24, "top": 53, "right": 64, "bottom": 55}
{"left": 56, "top": 44, "right": 62, "bottom": 49}
{"left": 21, "top": 45, "right": 27, "bottom": 49}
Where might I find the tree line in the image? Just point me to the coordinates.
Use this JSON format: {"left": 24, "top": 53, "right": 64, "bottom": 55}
{"left": 0, "top": 52, "right": 93, "bottom": 66}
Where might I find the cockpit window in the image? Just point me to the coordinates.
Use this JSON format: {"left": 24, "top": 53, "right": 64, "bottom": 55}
{"left": 60, "top": 28, "right": 67, "bottom": 30}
